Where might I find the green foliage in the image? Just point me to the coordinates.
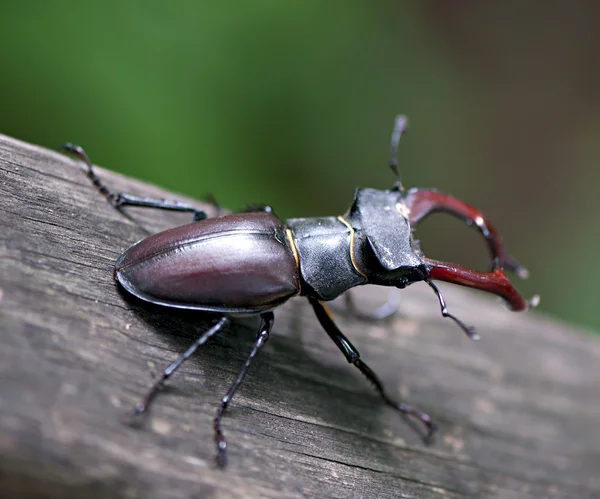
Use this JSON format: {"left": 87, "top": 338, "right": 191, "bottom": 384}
{"left": 1, "top": 2, "right": 598, "bottom": 333}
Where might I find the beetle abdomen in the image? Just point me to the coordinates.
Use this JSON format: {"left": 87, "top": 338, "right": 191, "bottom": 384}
{"left": 116, "top": 212, "right": 300, "bottom": 313}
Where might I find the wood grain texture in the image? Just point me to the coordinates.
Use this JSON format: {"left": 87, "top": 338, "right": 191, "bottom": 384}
{"left": 1, "top": 134, "right": 599, "bottom": 499}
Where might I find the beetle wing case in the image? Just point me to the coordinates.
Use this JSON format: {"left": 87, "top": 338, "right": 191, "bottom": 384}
{"left": 115, "top": 212, "right": 300, "bottom": 313}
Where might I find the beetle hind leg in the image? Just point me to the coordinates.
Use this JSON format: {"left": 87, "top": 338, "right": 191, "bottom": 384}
{"left": 131, "top": 316, "right": 229, "bottom": 418}
{"left": 308, "top": 297, "right": 436, "bottom": 441}
{"left": 213, "top": 312, "right": 274, "bottom": 468}
{"left": 61, "top": 143, "right": 208, "bottom": 221}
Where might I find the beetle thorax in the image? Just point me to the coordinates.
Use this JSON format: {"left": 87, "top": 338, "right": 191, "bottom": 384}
{"left": 286, "top": 188, "right": 427, "bottom": 301}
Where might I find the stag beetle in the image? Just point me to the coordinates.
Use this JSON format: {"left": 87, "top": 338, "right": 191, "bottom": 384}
{"left": 63, "top": 116, "right": 537, "bottom": 467}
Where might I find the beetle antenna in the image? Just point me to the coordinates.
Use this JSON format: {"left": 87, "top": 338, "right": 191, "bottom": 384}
{"left": 425, "top": 280, "right": 480, "bottom": 340}
{"left": 389, "top": 115, "right": 408, "bottom": 190}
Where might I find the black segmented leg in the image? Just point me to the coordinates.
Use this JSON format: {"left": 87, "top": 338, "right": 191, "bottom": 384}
{"left": 214, "top": 312, "right": 274, "bottom": 467}
{"left": 308, "top": 297, "right": 436, "bottom": 440}
{"left": 62, "top": 143, "right": 208, "bottom": 221}
{"left": 240, "top": 203, "right": 273, "bottom": 214}
{"left": 131, "top": 316, "right": 229, "bottom": 417}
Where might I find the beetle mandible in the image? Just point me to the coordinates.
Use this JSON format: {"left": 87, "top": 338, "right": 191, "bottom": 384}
{"left": 63, "top": 116, "right": 537, "bottom": 467}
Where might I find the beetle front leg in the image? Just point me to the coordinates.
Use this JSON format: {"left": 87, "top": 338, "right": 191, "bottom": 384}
{"left": 213, "top": 312, "right": 274, "bottom": 468}
{"left": 308, "top": 297, "right": 436, "bottom": 440}
{"left": 62, "top": 143, "right": 209, "bottom": 221}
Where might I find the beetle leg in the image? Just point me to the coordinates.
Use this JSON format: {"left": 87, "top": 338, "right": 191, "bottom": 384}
{"left": 308, "top": 297, "right": 436, "bottom": 441}
{"left": 62, "top": 143, "right": 208, "bottom": 221}
{"left": 239, "top": 203, "right": 274, "bottom": 214}
{"left": 131, "top": 316, "right": 228, "bottom": 417}
{"left": 343, "top": 291, "right": 400, "bottom": 321}
{"left": 403, "top": 189, "right": 528, "bottom": 278}
{"left": 213, "top": 312, "right": 274, "bottom": 468}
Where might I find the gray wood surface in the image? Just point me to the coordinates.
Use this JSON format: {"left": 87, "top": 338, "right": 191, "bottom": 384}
{"left": 1, "top": 134, "right": 599, "bottom": 499}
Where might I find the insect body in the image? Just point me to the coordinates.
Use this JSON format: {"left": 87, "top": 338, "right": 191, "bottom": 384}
{"left": 63, "top": 116, "right": 536, "bottom": 467}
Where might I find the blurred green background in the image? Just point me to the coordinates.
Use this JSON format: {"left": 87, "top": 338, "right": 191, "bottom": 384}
{"left": 2, "top": 2, "right": 599, "bottom": 332}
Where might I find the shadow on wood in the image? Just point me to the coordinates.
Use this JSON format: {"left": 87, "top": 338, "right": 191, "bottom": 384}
{"left": 1, "top": 134, "right": 599, "bottom": 498}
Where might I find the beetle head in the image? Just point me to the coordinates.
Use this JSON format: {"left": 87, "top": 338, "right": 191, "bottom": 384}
{"left": 386, "top": 116, "right": 538, "bottom": 338}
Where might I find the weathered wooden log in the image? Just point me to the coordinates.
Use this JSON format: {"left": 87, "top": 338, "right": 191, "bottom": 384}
{"left": 1, "top": 134, "right": 599, "bottom": 498}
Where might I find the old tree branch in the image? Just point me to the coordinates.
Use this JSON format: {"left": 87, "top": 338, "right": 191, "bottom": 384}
{"left": 1, "top": 134, "right": 599, "bottom": 499}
